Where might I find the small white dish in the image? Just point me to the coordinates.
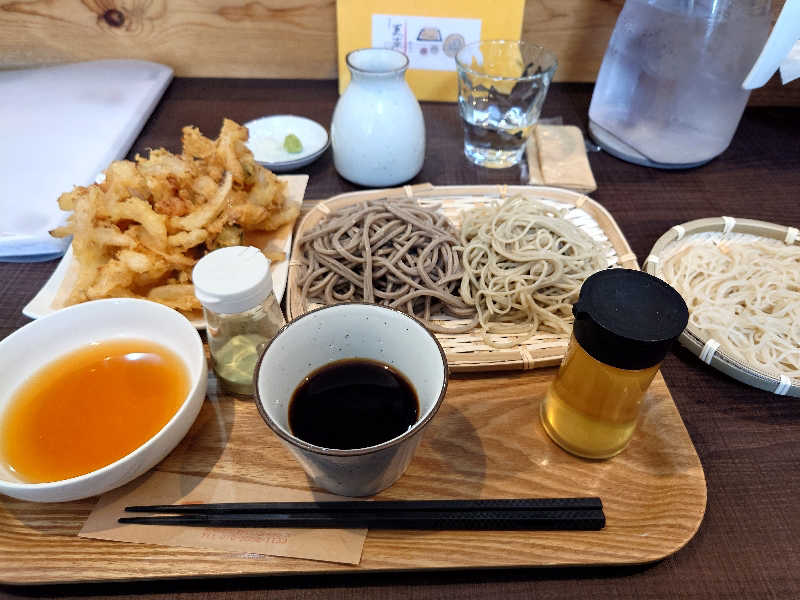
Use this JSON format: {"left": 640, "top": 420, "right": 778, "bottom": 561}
{"left": 245, "top": 115, "right": 329, "bottom": 173}
{"left": 0, "top": 298, "right": 207, "bottom": 502}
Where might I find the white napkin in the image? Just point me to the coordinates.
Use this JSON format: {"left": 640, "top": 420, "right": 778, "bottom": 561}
{"left": 0, "top": 60, "right": 172, "bottom": 262}
{"left": 780, "top": 40, "right": 800, "bottom": 84}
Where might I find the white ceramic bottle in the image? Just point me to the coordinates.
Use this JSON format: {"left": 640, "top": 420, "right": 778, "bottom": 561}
{"left": 331, "top": 48, "right": 425, "bottom": 187}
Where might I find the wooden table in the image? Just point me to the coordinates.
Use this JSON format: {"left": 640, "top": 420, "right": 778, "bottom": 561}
{"left": 1, "top": 79, "right": 799, "bottom": 598}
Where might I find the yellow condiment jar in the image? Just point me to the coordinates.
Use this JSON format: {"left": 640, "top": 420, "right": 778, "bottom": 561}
{"left": 540, "top": 269, "right": 688, "bottom": 459}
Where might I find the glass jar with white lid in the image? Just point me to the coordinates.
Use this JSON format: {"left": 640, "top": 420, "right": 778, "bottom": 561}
{"left": 193, "top": 246, "right": 286, "bottom": 396}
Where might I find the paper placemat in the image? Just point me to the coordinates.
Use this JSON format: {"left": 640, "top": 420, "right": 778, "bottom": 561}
{"left": 80, "top": 470, "right": 367, "bottom": 565}
{"left": 527, "top": 125, "right": 597, "bottom": 193}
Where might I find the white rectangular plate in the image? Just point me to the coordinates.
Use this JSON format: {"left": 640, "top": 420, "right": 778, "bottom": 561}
{"left": 23, "top": 175, "right": 308, "bottom": 329}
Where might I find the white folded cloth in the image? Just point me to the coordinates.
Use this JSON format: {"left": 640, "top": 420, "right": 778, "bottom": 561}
{"left": 780, "top": 40, "right": 800, "bottom": 84}
{"left": 0, "top": 59, "right": 172, "bottom": 262}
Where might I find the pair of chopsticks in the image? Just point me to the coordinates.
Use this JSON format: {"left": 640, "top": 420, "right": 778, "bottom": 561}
{"left": 119, "top": 497, "right": 605, "bottom": 531}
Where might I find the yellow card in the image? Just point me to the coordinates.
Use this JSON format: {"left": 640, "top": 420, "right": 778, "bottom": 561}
{"left": 336, "top": 0, "right": 525, "bottom": 102}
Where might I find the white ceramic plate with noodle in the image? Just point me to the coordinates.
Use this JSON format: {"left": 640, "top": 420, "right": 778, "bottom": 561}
{"left": 287, "top": 184, "right": 638, "bottom": 372}
{"left": 645, "top": 216, "right": 800, "bottom": 397}
{"left": 23, "top": 175, "right": 308, "bottom": 329}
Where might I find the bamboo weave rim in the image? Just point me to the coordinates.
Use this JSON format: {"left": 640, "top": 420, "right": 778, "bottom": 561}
{"left": 288, "top": 184, "right": 637, "bottom": 373}
{"left": 645, "top": 216, "right": 800, "bottom": 397}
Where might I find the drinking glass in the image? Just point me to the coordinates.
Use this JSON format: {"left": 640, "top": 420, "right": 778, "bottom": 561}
{"left": 455, "top": 40, "right": 557, "bottom": 168}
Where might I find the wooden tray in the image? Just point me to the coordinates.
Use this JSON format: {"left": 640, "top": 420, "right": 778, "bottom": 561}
{"left": 0, "top": 368, "right": 706, "bottom": 584}
{"left": 287, "top": 184, "right": 639, "bottom": 372}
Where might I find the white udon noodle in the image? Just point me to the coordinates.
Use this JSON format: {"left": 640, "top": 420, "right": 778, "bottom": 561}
{"left": 459, "top": 196, "right": 608, "bottom": 348}
{"left": 660, "top": 237, "right": 800, "bottom": 379}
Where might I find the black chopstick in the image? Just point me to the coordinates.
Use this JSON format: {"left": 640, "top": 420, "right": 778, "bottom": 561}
{"left": 119, "top": 508, "right": 605, "bottom": 530}
{"left": 124, "top": 497, "right": 603, "bottom": 515}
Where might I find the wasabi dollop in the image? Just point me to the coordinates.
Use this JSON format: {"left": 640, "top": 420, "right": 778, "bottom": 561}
{"left": 283, "top": 133, "right": 303, "bottom": 154}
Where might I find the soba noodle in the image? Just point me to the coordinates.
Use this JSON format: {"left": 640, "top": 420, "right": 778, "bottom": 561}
{"left": 297, "top": 198, "right": 478, "bottom": 333}
{"left": 660, "top": 237, "right": 800, "bottom": 378}
{"left": 459, "top": 195, "right": 608, "bottom": 348}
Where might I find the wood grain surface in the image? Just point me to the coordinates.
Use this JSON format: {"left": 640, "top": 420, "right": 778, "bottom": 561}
{"left": 0, "top": 0, "right": 338, "bottom": 79}
{"left": 0, "top": 0, "right": 788, "bottom": 86}
{"left": 0, "top": 367, "right": 705, "bottom": 584}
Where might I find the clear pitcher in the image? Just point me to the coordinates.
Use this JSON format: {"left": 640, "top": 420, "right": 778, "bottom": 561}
{"left": 588, "top": 0, "right": 773, "bottom": 168}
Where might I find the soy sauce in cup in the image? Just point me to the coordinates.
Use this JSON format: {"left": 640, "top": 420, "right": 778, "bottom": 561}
{"left": 289, "top": 358, "right": 419, "bottom": 450}
{"left": 254, "top": 302, "right": 448, "bottom": 497}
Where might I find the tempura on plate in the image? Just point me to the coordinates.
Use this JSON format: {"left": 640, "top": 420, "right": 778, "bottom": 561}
{"left": 51, "top": 119, "right": 299, "bottom": 314}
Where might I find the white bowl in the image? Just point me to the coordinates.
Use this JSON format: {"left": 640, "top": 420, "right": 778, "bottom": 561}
{"left": 254, "top": 303, "right": 448, "bottom": 497}
{"left": 245, "top": 115, "right": 330, "bottom": 173}
{"left": 0, "top": 299, "right": 207, "bottom": 502}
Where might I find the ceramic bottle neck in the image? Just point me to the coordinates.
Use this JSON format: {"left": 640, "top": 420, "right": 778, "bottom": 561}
{"left": 346, "top": 48, "right": 409, "bottom": 84}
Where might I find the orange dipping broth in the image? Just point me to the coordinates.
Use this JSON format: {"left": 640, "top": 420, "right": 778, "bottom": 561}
{"left": 0, "top": 339, "right": 189, "bottom": 483}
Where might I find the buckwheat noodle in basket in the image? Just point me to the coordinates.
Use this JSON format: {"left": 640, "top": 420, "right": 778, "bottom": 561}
{"left": 660, "top": 237, "right": 800, "bottom": 378}
{"left": 297, "top": 198, "right": 478, "bottom": 333}
{"left": 459, "top": 195, "right": 608, "bottom": 348}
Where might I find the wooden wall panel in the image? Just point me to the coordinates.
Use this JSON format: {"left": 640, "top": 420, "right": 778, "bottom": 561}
{"left": 0, "top": 0, "right": 340, "bottom": 79}
{"left": 522, "top": 0, "right": 624, "bottom": 82}
{"left": 0, "top": 0, "right": 790, "bottom": 83}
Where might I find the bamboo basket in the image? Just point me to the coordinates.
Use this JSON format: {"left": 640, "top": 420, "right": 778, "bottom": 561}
{"left": 645, "top": 216, "right": 800, "bottom": 397}
{"left": 287, "top": 184, "right": 637, "bottom": 372}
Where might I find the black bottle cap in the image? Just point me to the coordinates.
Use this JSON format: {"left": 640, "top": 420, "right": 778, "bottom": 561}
{"left": 572, "top": 269, "right": 689, "bottom": 370}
